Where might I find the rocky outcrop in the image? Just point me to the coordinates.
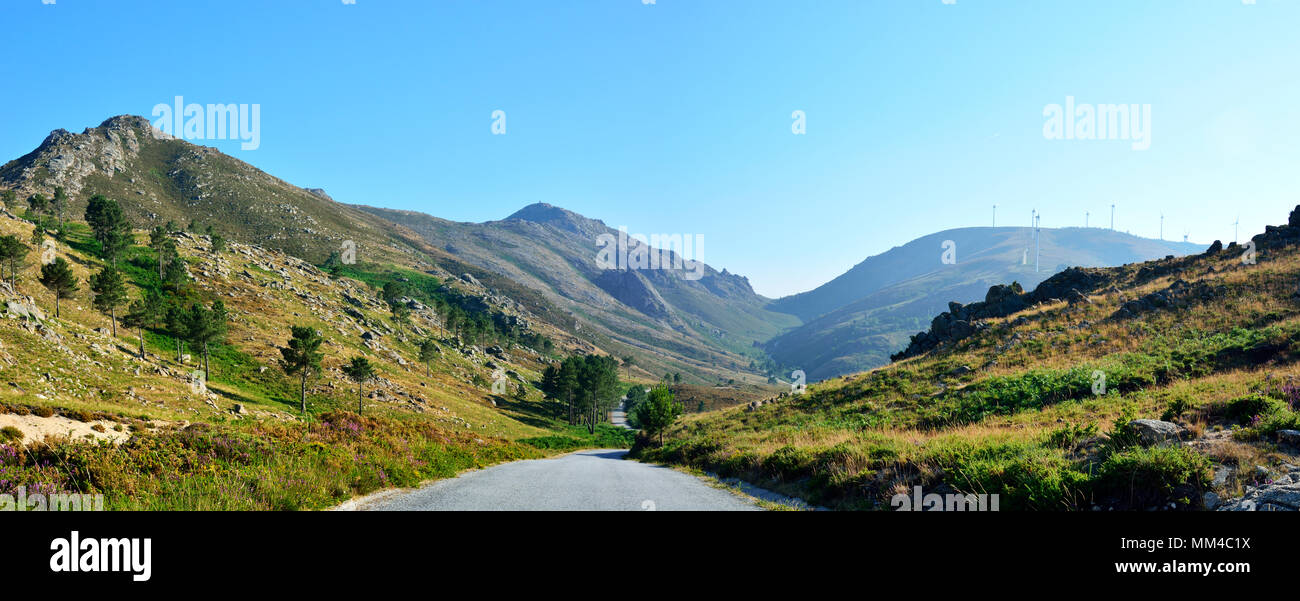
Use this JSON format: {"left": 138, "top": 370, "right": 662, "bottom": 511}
{"left": 0, "top": 116, "right": 163, "bottom": 199}
{"left": 594, "top": 269, "right": 672, "bottom": 320}
{"left": 1246, "top": 205, "right": 1300, "bottom": 252}
{"left": 1110, "top": 278, "right": 1221, "bottom": 319}
{"left": 890, "top": 206, "right": 1300, "bottom": 363}
{"left": 1217, "top": 465, "right": 1300, "bottom": 511}
{"left": 892, "top": 267, "right": 1113, "bottom": 360}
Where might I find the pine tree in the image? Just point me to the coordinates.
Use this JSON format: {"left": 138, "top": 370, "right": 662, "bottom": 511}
{"left": 149, "top": 226, "right": 170, "bottom": 279}
{"left": 26, "top": 194, "right": 48, "bottom": 225}
{"left": 123, "top": 287, "right": 167, "bottom": 360}
{"left": 89, "top": 266, "right": 128, "bottom": 337}
{"left": 418, "top": 338, "right": 438, "bottom": 378}
{"left": 183, "top": 300, "right": 228, "bottom": 380}
{"left": 38, "top": 257, "right": 78, "bottom": 318}
{"left": 342, "top": 356, "right": 376, "bottom": 414}
{"left": 391, "top": 303, "right": 411, "bottom": 335}
{"left": 51, "top": 186, "right": 67, "bottom": 233}
{"left": 162, "top": 245, "right": 188, "bottom": 290}
{"left": 633, "top": 384, "right": 683, "bottom": 445}
{"left": 0, "top": 235, "right": 28, "bottom": 288}
{"left": 165, "top": 302, "right": 186, "bottom": 362}
{"left": 279, "top": 326, "right": 324, "bottom": 415}
{"left": 84, "top": 195, "right": 131, "bottom": 264}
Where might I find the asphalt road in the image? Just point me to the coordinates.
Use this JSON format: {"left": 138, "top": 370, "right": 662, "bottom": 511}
{"left": 611, "top": 407, "right": 632, "bottom": 429}
{"left": 358, "top": 449, "right": 762, "bottom": 511}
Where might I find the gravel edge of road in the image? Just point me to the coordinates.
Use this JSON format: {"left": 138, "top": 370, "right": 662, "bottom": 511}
{"left": 654, "top": 464, "right": 827, "bottom": 511}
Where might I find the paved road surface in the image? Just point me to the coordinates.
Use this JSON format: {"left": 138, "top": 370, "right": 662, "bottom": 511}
{"left": 611, "top": 406, "right": 632, "bottom": 429}
{"left": 359, "top": 449, "right": 761, "bottom": 511}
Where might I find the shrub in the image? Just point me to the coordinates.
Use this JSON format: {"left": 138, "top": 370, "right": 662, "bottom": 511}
{"left": 1103, "top": 405, "right": 1143, "bottom": 453}
{"left": 1251, "top": 411, "right": 1300, "bottom": 438}
{"left": 1096, "top": 446, "right": 1209, "bottom": 508}
{"left": 764, "top": 445, "right": 815, "bottom": 481}
{"left": 913, "top": 438, "right": 1091, "bottom": 509}
{"left": 1047, "top": 422, "right": 1099, "bottom": 449}
{"left": 0, "top": 426, "right": 22, "bottom": 443}
{"left": 1219, "top": 394, "right": 1286, "bottom": 424}
{"left": 1160, "top": 397, "right": 1194, "bottom": 421}
{"left": 34, "top": 406, "right": 54, "bottom": 418}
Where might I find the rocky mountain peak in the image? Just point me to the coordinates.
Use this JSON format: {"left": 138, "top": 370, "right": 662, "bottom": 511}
{"left": 505, "top": 202, "right": 606, "bottom": 235}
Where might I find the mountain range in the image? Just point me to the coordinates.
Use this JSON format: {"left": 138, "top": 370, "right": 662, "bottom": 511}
{"left": 1, "top": 115, "right": 1211, "bottom": 387}
{"left": 764, "top": 227, "right": 1207, "bottom": 381}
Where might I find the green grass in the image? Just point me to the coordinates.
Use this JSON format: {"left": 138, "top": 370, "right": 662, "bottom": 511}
{"left": 518, "top": 424, "right": 636, "bottom": 450}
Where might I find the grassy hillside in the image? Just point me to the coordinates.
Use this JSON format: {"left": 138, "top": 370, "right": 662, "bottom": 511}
{"left": 0, "top": 198, "right": 632, "bottom": 510}
{"left": 636, "top": 212, "right": 1300, "bottom": 511}
{"left": 354, "top": 203, "right": 798, "bottom": 386}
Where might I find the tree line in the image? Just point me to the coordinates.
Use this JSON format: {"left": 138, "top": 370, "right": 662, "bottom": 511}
{"left": 0, "top": 194, "right": 231, "bottom": 382}
{"left": 539, "top": 355, "right": 621, "bottom": 433}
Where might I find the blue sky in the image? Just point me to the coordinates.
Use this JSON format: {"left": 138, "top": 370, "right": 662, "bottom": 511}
{"left": 2, "top": 0, "right": 1297, "bottom": 297}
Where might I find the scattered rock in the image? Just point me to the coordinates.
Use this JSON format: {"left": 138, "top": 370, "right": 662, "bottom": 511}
{"left": 1218, "top": 465, "right": 1300, "bottom": 511}
{"left": 1129, "top": 419, "right": 1186, "bottom": 446}
{"left": 1277, "top": 429, "right": 1300, "bottom": 446}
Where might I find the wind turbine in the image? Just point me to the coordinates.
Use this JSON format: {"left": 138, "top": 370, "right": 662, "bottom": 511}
{"left": 1110, "top": 204, "right": 1115, "bottom": 230}
{"left": 993, "top": 204, "right": 997, "bottom": 228}
{"left": 1086, "top": 211, "right": 1090, "bottom": 228}
{"left": 1159, "top": 214, "right": 1164, "bottom": 241}
{"left": 1233, "top": 217, "right": 1240, "bottom": 244}
{"left": 1034, "top": 212, "right": 1041, "bottom": 273}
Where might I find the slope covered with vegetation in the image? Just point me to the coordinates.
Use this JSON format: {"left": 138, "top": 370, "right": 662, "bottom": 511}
{"left": 765, "top": 227, "right": 1206, "bottom": 383}
{"left": 355, "top": 203, "right": 798, "bottom": 387}
{"left": 0, "top": 182, "right": 632, "bottom": 510}
{"left": 636, "top": 209, "right": 1300, "bottom": 511}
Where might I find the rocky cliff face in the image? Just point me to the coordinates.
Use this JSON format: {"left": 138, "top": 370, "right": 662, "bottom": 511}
{"left": 594, "top": 269, "right": 673, "bottom": 320}
{"left": 1, "top": 116, "right": 171, "bottom": 199}
{"left": 0, "top": 114, "right": 425, "bottom": 264}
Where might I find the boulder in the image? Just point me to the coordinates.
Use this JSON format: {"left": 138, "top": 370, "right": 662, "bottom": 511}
{"left": 1277, "top": 429, "right": 1300, "bottom": 447}
{"left": 1129, "top": 419, "right": 1185, "bottom": 446}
